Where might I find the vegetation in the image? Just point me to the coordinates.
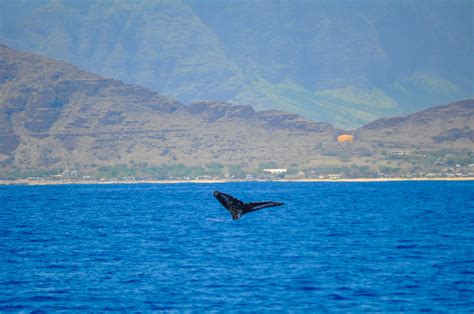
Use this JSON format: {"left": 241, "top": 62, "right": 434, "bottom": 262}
{"left": 1, "top": 0, "right": 471, "bottom": 128}
{"left": 228, "top": 165, "right": 246, "bottom": 179}
{"left": 0, "top": 168, "right": 64, "bottom": 180}
{"left": 3, "top": 150, "right": 473, "bottom": 181}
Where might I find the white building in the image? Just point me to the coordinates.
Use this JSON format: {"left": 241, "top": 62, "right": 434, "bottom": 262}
{"left": 263, "top": 169, "right": 287, "bottom": 174}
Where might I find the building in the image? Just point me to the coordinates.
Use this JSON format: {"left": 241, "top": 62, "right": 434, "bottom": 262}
{"left": 263, "top": 169, "right": 287, "bottom": 174}
{"left": 390, "top": 150, "right": 412, "bottom": 156}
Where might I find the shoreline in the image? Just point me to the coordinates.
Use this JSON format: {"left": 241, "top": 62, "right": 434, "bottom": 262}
{"left": 1, "top": 177, "right": 473, "bottom": 186}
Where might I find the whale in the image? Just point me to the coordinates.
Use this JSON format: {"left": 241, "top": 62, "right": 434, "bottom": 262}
{"left": 213, "top": 191, "right": 284, "bottom": 220}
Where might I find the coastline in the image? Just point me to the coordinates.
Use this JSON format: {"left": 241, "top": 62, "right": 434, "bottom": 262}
{"left": 1, "top": 177, "right": 473, "bottom": 186}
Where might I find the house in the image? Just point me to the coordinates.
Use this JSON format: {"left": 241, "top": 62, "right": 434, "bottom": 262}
{"left": 263, "top": 169, "right": 287, "bottom": 174}
{"left": 389, "top": 150, "right": 412, "bottom": 156}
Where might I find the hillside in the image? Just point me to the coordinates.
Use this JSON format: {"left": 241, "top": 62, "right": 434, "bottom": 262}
{"left": 0, "top": 44, "right": 337, "bottom": 176}
{"left": 1, "top": 45, "right": 473, "bottom": 180}
{"left": 356, "top": 99, "right": 474, "bottom": 149}
{"left": 0, "top": 0, "right": 472, "bottom": 128}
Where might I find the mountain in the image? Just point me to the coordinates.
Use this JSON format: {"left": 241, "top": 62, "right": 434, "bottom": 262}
{"left": 356, "top": 99, "right": 473, "bottom": 149}
{"left": 1, "top": 45, "right": 472, "bottom": 180}
{"left": 0, "top": 44, "right": 337, "bottom": 175}
{"left": 0, "top": 0, "right": 472, "bottom": 129}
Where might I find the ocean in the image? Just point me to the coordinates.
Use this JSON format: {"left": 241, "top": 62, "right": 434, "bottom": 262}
{"left": 1, "top": 181, "right": 473, "bottom": 311}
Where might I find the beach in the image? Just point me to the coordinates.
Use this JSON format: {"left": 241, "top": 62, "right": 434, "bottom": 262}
{"left": 1, "top": 177, "right": 473, "bottom": 185}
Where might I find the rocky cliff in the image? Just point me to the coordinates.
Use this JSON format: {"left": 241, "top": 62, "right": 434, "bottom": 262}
{"left": 0, "top": 44, "right": 337, "bottom": 172}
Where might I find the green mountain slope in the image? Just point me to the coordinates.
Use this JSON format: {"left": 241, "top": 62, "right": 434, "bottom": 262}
{"left": 1, "top": 0, "right": 472, "bottom": 128}
{"left": 0, "top": 0, "right": 245, "bottom": 102}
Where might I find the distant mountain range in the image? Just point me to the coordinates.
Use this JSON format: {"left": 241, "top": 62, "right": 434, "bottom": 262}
{"left": 357, "top": 99, "right": 473, "bottom": 148}
{"left": 0, "top": 0, "right": 472, "bottom": 128}
{"left": 0, "top": 44, "right": 336, "bottom": 173}
{"left": 0, "top": 45, "right": 472, "bottom": 179}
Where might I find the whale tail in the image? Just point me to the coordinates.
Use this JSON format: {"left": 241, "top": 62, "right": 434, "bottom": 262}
{"left": 213, "top": 191, "right": 284, "bottom": 220}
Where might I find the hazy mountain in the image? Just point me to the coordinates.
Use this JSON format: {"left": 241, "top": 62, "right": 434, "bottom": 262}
{"left": 0, "top": 44, "right": 337, "bottom": 173}
{"left": 1, "top": 45, "right": 472, "bottom": 180}
{"left": 356, "top": 99, "right": 474, "bottom": 149}
{"left": 0, "top": 0, "right": 472, "bottom": 129}
{"left": 0, "top": 46, "right": 474, "bottom": 182}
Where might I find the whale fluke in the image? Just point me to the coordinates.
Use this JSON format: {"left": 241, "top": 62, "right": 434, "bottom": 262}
{"left": 213, "top": 191, "right": 284, "bottom": 220}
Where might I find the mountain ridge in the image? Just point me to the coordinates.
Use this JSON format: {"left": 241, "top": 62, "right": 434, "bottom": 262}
{"left": 0, "top": 44, "right": 472, "bottom": 179}
{"left": 0, "top": 44, "right": 338, "bottom": 172}
{"left": 1, "top": 0, "right": 472, "bottom": 128}
{"left": 357, "top": 99, "right": 473, "bottom": 147}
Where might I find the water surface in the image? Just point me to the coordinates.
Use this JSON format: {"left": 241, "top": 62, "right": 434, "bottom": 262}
{"left": 1, "top": 182, "right": 473, "bottom": 311}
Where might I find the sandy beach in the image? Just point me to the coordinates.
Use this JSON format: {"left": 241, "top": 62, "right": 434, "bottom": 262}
{"left": 1, "top": 177, "right": 473, "bottom": 185}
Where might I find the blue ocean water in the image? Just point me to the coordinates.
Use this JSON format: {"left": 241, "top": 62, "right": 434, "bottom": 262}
{"left": 1, "top": 181, "right": 473, "bottom": 312}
